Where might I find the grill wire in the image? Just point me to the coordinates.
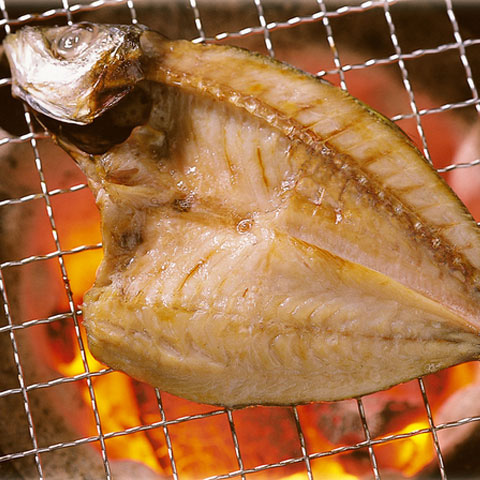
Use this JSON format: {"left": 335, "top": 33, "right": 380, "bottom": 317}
{"left": 0, "top": 0, "right": 479, "bottom": 479}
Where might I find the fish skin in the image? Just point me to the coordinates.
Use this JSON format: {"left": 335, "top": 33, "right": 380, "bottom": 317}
{"left": 3, "top": 23, "right": 145, "bottom": 125}
{"left": 3, "top": 23, "right": 480, "bottom": 406}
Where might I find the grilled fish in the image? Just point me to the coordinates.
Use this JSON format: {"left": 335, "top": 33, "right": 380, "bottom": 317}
{"left": 4, "top": 23, "right": 480, "bottom": 406}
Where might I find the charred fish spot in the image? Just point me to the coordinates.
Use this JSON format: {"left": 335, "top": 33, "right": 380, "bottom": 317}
{"left": 173, "top": 197, "right": 192, "bottom": 212}
{"left": 117, "top": 229, "right": 143, "bottom": 251}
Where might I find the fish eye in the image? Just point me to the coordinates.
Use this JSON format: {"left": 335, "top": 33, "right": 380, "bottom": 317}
{"left": 52, "top": 24, "right": 97, "bottom": 59}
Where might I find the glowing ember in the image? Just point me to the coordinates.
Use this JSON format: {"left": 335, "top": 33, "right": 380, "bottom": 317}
{"left": 393, "top": 422, "right": 434, "bottom": 477}
{"left": 55, "top": 327, "right": 163, "bottom": 474}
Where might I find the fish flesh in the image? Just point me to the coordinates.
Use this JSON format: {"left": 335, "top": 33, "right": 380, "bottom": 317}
{"left": 4, "top": 23, "right": 480, "bottom": 406}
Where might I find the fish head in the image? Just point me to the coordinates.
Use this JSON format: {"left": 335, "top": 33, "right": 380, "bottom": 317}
{"left": 3, "top": 22, "right": 146, "bottom": 125}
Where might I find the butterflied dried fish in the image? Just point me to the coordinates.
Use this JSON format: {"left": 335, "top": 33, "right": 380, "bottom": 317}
{"left": 4, "top": 23, "right": 480, "bottom": 406}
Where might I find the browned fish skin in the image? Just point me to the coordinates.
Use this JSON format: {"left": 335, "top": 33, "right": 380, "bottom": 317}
{"left": 4, "top": 24, "right": 480, "bottom": 406}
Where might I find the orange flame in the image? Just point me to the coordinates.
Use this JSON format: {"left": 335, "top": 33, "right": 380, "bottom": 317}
{"left": 284, "top": 463, "right": 358, "bottom": 480}
{"left": 394, "top": 423, "right": 434, "bottom": 478}
{"left": 55, "top": 327, "right": 163, "bottom": 474}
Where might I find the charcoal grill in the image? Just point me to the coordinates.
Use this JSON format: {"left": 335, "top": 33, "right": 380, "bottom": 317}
{"left": 1, "top": 0, "right": 480, "bottom": 479}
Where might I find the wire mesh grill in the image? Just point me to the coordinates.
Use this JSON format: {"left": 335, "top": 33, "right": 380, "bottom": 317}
{"left": 0, "top": 0, "right": 480, "bottom": 479}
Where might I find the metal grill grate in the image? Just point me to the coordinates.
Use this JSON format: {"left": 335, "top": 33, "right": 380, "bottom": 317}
{"left": 0, "top": 1, "right": 480, "bottom": 479}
